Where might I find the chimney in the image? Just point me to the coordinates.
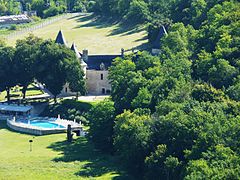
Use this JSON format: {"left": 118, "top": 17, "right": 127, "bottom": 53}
{"left": 121, "top": 48, "right": 124, "bottom": 57}
{"left": 82, "top": 49, "right": 88, "bottom": 62}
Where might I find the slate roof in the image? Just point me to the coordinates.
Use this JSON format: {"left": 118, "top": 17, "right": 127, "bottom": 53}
{"left": 70, "top": 43, "right": 87, "bottom": 66}
{"left": 54, "top": 31, "right": 122, "bottom": 70}
{"left": 0, "top": 103, "right": 32, "bottom": 113}
{"left": 55, "top": 30, "right": 67, "bottom": 45}
{"left": 86, "top": 55, "right": 121, "bottom": 70}
{"left": 153, "top": 25, "right": 168, "bottom": 49}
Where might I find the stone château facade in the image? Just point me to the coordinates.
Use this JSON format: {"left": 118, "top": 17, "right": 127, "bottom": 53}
{"left": 55, "top": 30, "right": 124, "bottom": 95}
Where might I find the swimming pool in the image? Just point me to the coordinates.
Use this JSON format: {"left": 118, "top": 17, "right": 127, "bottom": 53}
{"left": 15, "top": 118, "right": 66, "bottom": 129}
{"left": 28, "top": 120, "right": 65, "bottom": 129}
{"left": 8, "top": 117, "right": 83, "bottom": 135}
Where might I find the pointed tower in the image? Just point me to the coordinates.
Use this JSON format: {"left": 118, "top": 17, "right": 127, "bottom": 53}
{"left": 152, "top": 25, "right": 168, "bottom": 55}
{"left": 71, "top": 43, "right": 81, "bottom": 59}
{"left": 71, "top": 43, "right": 87, "bottom": 78}
{"left": 55, "top": 30, "right": 67, "bottom": 46}
{"left": 153, "top": 25, "right": 168, "bottom": 49}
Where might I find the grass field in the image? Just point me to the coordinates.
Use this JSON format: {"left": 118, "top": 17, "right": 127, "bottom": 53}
{"left": 0, "top": 121, "right": 131, "bottom": 180}
{"left": 6, "top": 13, "right": 149, "bottom": 54}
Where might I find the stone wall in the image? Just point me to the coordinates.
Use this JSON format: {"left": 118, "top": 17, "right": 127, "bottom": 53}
{"left": 86, "top": 70, "right": 111, "bottom": 95}
{"left": 60, "top": 63, "right": 87, "bottom": 96}
{"left": 60, "top": 83, "right": 76, "bottom": 96}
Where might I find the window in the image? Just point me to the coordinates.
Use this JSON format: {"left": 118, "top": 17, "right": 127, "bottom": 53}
{"left": 101, "top": 74, "right": 103, "bottom": 80}
{"left": 65, "top": 87, "right": 68, "bottom": 93}
{"left": 102, "top": 88, "right": 105, "bottom": 94}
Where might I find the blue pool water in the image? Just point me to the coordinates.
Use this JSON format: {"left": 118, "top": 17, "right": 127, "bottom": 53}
{"left": 30, "top": 121, "right": 65, "bottom": 129}
{"left": 20, "top": 120, "right": 65, "bottom": 129}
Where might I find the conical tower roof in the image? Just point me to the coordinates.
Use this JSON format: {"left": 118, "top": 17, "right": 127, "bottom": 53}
{"left": 55, "top": 30, "right": 67, "bottom": 46}
{"left": 153, "top": 25, "right": 168, "bottom": 49}
{"left": 71, "top": 43, "right": 87, "bottom": 66}
{"left": 71, "top": 43, "right": 81, "bottom": 59}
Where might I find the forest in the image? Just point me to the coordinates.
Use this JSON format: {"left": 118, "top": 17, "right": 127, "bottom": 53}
{"left": 0, "top": 0, "right": 88, "bottom": 17}
{"left": 1, "top": 0, "right": 239, "bottom": 179}
{"left": 87, "top": 0, "right": 240, "bottom": 179}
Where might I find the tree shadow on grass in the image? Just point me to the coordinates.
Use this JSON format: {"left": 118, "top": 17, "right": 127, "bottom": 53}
{"left": 72, "top": 13, "right": 145, "bottom": 37}
{"left": 48, "top": 137, "right": 134, "bottom": 179}
{"left": 73, "top": 14, "right": 117, "bottom": 29}
{"left": 134, "top": 35, "right": 148, "bottom": 42}
{"left": 124, "top": 41, "right": 152, "bottom": 53}
{"left": 108, "top": 22, "right": 146, "bottom": 37}
{"left": 0, "top": 121, "right": 8, "bottom": 130}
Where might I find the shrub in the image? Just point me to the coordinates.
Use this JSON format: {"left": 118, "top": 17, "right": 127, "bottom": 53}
{"left": 43, "top": 6, "right": 59, "bottom": 18}
{"left": 41, "top": 99, "right": 94, "bottom": 124}
{"left": 9, "top": 24, "right": 17, "bottom": 30}
{"left": 31, "top": 15, "right": 41, "bottom": 22}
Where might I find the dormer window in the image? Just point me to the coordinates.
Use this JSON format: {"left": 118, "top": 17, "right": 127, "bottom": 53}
{"left": 100, "top": 62, "right": 105, "bottom": 70}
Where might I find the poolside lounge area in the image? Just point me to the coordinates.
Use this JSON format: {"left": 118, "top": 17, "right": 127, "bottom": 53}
{"left": 0, "top": 103, "right": 33, "bottom": 120}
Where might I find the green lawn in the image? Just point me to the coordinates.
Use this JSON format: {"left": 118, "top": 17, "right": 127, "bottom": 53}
{"left": 0, "top": 84, "right": 44, "bottom": 101}
{"left": 0, "top": 121, "right": 131, "bottom": 179}
{"left": 6, "top": 13, "right": 149, "bottom": 54}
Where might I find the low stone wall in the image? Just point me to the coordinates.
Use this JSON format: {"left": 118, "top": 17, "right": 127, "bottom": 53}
{"left": 7, "top": 119, "right": 66, "bottom": 135}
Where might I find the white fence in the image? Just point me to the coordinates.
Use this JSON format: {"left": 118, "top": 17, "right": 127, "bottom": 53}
{"left": 0, "top": 13, "right": 80, "bottom": 40}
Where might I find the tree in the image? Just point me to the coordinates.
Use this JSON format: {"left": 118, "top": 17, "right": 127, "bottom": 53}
{"left": 0, "top": 45, "right": 16, "bottom": 101}
{"left": 193, "top": 1, "right": 240, "bottom": 89}
{"left": 88, "top": 100, "right": 116, "bottom": 153}
{"left": 114, "top": 109, "right": 152, "bottom": 174}
{"left": 31, "top": 0, "right": 45, "bottom": 17}
{"left": 208, "top": 59, "right": 238, "bottom": 88}
{"left": 131, "top": 87, "right": 152, "bottom": 109}
{"left": 35, "top": 40, "right": 77, "bottom": 103}
{"left": 227, "top": 80, "right": 240, "bottom": 101}
{"left": 67, "top": 59, "right": 86, "bottom": 100}
{"left": 191, "top": 83, "right": 225, "bottom": 102}
{"left": 185, "top": 145, "right": 240, "bottom": 179}
{"left": 109, "top": 57, "right": 138, "bottom": 112}
{"left": 145, "top": 144, "right": 169, "bottom": 179}
{"left": 14, "top": 35, "right": 43, "bottom": 99}
{"left": 125, "top": 0, "right": 150, "bottom": 23}
{"left": 0, "top": 0, "right": 20, "bottom": 15}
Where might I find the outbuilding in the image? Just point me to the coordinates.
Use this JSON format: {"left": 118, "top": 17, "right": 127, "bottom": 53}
{"left": 0, "top": 103, "right": 32, "bottom": 117}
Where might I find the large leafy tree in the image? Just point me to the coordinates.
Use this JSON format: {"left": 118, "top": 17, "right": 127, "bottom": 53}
{"left": 35, "top": 40, "right": 84, "bottom": 103}
{"left": 67, "top": 59, "right": 86, "bottom": 100}
{"left": 0, "top": 45, "right": 16, "bottom": 101}
{"left": 125, "top": 0, "right": 150, "bottom": 23}
{"left": 185, "top": 145, "right": 240, "bottom": 179}
{"left": 0, "top": 0, "right": 20, "bottom": 15}
{"left": 88, "top": 100, "right": 116, "bottom": 153}
{"left": 31, "top": 0, "right": 45, "bottom": 17}
{"left": 193, "top": 1, "right": 240, "bottom": 88}
{"left": 145, "top": 144, "right": 180, "bottom": 180}
{"left": 114, "top": 109, "right": 152, "bottom": 174}
{"left": 14, "top": 35, "right": 43, "bottom": 99}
